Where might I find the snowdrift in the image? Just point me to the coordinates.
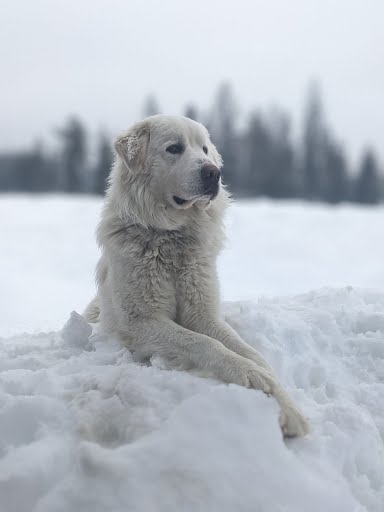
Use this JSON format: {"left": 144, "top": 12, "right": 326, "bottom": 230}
{"left": 1, "top": 288, "right": 384, "bottom": 512}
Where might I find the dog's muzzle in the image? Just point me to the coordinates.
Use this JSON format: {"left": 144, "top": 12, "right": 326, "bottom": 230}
{"left": 201, "top": 164, "right": 221, "bottom": 198}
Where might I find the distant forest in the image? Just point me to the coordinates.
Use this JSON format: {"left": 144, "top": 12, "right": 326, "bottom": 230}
{"left": 0, "top": 82, "right": 383, "bottom": 204}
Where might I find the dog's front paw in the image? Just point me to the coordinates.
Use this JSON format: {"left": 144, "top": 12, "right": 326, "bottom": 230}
{"left": 279, "top": 405, "right": 309, "bottom": 438}
{"left": 223, "top": 358, "right": 273, "bottom": 394}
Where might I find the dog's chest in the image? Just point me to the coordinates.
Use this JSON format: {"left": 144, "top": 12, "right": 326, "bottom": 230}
{"left": 142, "top": 231, "right": 200, "bottom": 274}
{"left": 124, "top": 226, "right": 216, "bottom": 319}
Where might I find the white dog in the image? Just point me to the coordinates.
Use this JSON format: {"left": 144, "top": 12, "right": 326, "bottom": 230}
{"left": 85, "top": 114, "right": 309, "bottom": 437}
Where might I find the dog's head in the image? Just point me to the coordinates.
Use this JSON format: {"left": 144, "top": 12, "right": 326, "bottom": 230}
{"left": 113, "top": 115, "right": 223, "bottom": 216}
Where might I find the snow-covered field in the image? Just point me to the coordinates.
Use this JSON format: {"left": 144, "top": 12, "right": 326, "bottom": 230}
{"left": 1, "top": 196, "right": 384, "bottom": 511}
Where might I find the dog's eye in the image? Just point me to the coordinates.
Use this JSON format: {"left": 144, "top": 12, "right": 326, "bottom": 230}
{"left": 166, "top": 143, "right": 183, "bottom": 154}
{"left": 203, "top": 145, "right": 208, "bottom": 155}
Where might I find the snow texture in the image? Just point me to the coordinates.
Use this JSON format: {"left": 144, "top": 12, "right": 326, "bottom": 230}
{"left": 1, "top": 197, "right": 384, "bottom": 511}
{"left": 1, "top": 289, "right": 384, "bottom": 511}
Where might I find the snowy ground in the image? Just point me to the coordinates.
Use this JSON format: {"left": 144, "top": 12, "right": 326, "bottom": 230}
{"left": 1, "top": 196, "right": 384, "bottom": 336}
{"left": 1, "top": 196, "right": 384, "bottom": 511}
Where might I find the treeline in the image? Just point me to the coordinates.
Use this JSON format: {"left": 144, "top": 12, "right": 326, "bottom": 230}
{"left": 0, "top": 120, "right": 112, "bottom": 195}
{"left": 0, "top": 82, "right": 383, "bottom": 204}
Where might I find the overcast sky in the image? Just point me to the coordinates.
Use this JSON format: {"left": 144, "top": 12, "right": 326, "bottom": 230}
{"left": 1, "top": 0, "right": 383, "bottom": 161}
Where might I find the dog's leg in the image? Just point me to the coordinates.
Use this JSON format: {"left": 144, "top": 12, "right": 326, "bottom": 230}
{"left": 83, "top": 296, "right": 100, "bottom": 323}
{"left": 194, "top": 320, "right": 276, "bottom": 371}
{"left": 123, "top": 317, "right": 307, "bottom": 437}
{"left": 123, "top": 317, "right": 272, "bottom": 389}
{"left": 183, "top": 319, "right": 309, "bottom": 437}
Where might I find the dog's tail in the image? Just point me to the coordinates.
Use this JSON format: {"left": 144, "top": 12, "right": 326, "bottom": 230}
{"left": 83, "top": 296, "right": 100, "bottom": 323}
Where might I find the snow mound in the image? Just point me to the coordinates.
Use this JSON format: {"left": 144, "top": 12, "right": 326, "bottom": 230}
{"left": 61, "top": 311, "right": 93, "bottom": 349}
{"left": 1, "top": 288, "right": 384, "bottom": 512}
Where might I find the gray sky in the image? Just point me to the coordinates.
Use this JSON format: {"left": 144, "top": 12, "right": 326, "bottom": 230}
{"left": 1, "top": 0, "right": 383, "bottom": 161}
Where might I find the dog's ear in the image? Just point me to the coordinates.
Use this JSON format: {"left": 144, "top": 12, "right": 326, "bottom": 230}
{"left": 114, "top": 120, "right": 150, "bottom": 173}
{"left": 208, "top": 140, "right": 223, "bottom": 169}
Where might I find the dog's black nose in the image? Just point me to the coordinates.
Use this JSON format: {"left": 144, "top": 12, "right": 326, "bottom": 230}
{"left": 201, "top": 164, "right": 221, "bottom": 187}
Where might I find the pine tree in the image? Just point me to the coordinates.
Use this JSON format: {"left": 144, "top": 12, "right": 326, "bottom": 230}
{"left": 208, "top": 82, "right": 239, "bottom": 192}
{"left": 243, "top": 112, "right": 271, "bottom": 196}
{"left": 355, "top": 149, "right": 381, "bottom": 204}
{"left": 242, "top": 109, "right": 297, "bottom": 199}
{"left": 301, "top": 83, "right": 326, "bottom": 200}
{"left": 142, "top": 95, "right": 161, "bottom": 118}
{"left": 57, "top": 117, "right": 87, "bottom": 193}
{"left": 184, "top": 104, "right": 198, "bottom": 121}
{"left": 322, "top": 139, "right": 349, "bottom": 203}
{"left": 263, "top": 109, "right": 296, "bottom": 199}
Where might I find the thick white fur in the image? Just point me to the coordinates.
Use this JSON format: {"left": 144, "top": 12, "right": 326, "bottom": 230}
{"left": 85, "top": 115, "right": 309, "bottom": 438}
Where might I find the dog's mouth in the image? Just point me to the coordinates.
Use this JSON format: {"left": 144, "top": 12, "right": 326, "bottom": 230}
{"left": 172, "top": 187, "right": 219, "bottom": 208}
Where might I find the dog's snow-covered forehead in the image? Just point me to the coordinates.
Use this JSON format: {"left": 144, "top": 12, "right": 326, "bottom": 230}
{"left": 114, "top": 115, "right": 223, "bottom": 172}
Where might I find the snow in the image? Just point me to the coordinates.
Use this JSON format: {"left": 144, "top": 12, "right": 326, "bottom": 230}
{"left": 1, "top": 196, "right": 384, "bottom": 511}
{"left": 0, "top": 196, "right": 100, "bottom": 337}
{"left": 1, "top": 196, "right": 384, "bottom": 336}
